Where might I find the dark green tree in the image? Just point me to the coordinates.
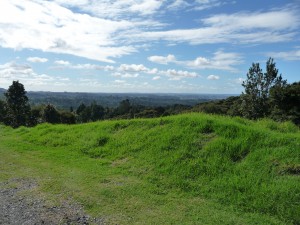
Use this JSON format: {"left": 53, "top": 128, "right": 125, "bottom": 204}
{"left": 28, "top": 105, "right": 43, "bottom": 127}
{"left": 240, "top": 58, "right": 286, "bottom": 119}
{"left": 76, "top": 103, "right": 91, "bottom": 123}
{"left": 0, "top": 99, "right": 7, "bottom": 123}
{"left": 80, "top": 107, "right": 92, "bottom": 122}
{"left": 60, "top": 111, "right": 76, "bottom": 124}
{"left": 116, "top": 99, "right": 131, "bottom": 115}
{"left": 90, "top": 102, "right": 105, "bottom": 121}
{"left": 270, "top": 82, "right": 300, "bottom": 125}
{"left": 76, "top": 103, "right": 86, "bottom": 115}
{"left": 4, "top": 81, "right": 31, "bottom": 128}
{"left": 42, "top": 104, "right": 60, "bottom": 124}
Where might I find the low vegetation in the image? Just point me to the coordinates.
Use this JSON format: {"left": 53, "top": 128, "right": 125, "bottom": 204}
{"left": 193, "top": 58, "right": 300, "bottom": 125}
{"left": 0, "top": 81, "right": 192, "bottom": 127}
{"left": 1, "top": 113, "right": 299, "bottom": 224}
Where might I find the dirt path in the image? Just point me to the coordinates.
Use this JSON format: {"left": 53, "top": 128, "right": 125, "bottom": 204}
{"left": 0, "top": 179, "right": 105, "bottom": 225}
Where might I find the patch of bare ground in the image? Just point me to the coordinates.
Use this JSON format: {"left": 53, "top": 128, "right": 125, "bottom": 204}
{"left": 0, "top": 178, "right": 105, "bottom": 225}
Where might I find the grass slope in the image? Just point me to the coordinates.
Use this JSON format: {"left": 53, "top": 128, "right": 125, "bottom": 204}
{"left": 0, "top": 113, "right": 299, "bottom": 224}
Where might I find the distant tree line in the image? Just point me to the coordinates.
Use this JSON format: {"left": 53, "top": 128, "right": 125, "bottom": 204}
{"left": 1, "top": 58, "right": 299, "bottom": 128}
{"left": 0, "top": 81, "right": 191, "bottom": 128}
{"left": 193, "top": 58, "right": 300, "bottom": 125}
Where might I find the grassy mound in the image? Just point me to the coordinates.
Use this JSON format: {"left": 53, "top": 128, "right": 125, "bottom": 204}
{"left": 0, "top": 113, "right": 299, "bottom": 224}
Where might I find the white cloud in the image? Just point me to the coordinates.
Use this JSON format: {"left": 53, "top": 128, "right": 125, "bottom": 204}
{"left": 166, "top": 0, "right": 229, "bottom": 12}
{"left": 207, "top": 75, "right": 220, "bottom": 80}
{"left": 268, "top": 49, "right": 300, "bottom": 61}
{"left": 53, "top": 0, "right": 164, "bottom": 18}
{"left": 51, "top": 60, "right": 198, "bottom": 82}
{"left": 149, "top": 51, "right": 243, "bottom": 71}
{"left": 195, "top": 0, "right": 223, "bottom": 11}
{"left": 167, "top": 0, "right": 190, "bottom": 10}
{"left": 113, "top": 72, "right": 139, "bottom": 78}
{"left": 27, "top": 57, "right": 48, "bottom": 63}
{"left": 0, "top": 62, "right": 34, "bottom": 79}
{"left": 129, "top": 7, "right": 300, "bottom": 45}
{"left": 148, "top": 54, "right": 176, "bottom": 64}
{"left": 71, "top": 64, "right": 114, "bottom": 71}
{"left": 114, "top": 79, "right": 126, "bottom": 84}
{"left": 53, "top": 61, "right": 115, "bottom": 71}
{"left": 0, "top": 0, "right": 136, "bottom": 63}
{"left": 53, "top": 0, "right": 89, "bottom": 7}
{"left": 147, "top": 68, "right": 159, "bottom": 74}
{"left": 113, "top": 62, "right": 199, "bottom": 80}
{"left": 119, "top": 64, "right": 148, "bottom": 72}
{"left": 71, "top": 64, "right": 98, "bottom": 70}
{"left": 51, "top": 0, "right": 228, "bottom": 19}
{"left": 129, "top": 0, "right": 163, "bottom": 16}
{"left": 103, "top": 65, "right": 115, "bottom": 71}
{"left": 202, "top": 9, "right": 298, "bottom": 31}
{"left": 193, "top": 57, "right": 211, "bottom": 66}
{"left": 187, "top": 51, "right": 243, "bottom": 71}
{"left": 54, "top": 60, "right": 71, "bottom": 66}
{"left": 0, "top": 62, "right": 69, "bottom": 89}
{"left": 0, "top": 1, "right": 299, "bottom": 65}
{"left": 162, "top": 69, "right": 198, "bottom": 80}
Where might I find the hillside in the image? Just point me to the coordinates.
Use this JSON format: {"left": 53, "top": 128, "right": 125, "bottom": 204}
{"left": 0, "top": 113, "right": 299, "bottom": 224}
{"left": 0, "top": 88, "right": 231, "bottom": 109}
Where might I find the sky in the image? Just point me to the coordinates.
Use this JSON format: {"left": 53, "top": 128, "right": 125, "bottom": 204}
{"left": 0, "top": 0, "right": 299, "bottom": 94}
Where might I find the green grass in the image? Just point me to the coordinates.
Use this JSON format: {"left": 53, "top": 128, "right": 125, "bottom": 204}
{"left": 0, "top": 113, "right": 299, "bottom": 224}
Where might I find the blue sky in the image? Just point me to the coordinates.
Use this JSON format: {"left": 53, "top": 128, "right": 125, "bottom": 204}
{"left": 0, "top": 0, "right": 299, "bottom": 94}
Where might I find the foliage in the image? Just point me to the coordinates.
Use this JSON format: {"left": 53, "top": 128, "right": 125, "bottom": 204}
{"left": 28, "top": 105, "right": 43, "bottom": 127}
{"left": 240, "top": 58, "right": 286, "bottom": 119}
{"left": 19, "top": 91, "right": 216, "bottom": 109}
{"left": 116, "top": 99, "right": 131, "bottom": 115}
{"left": 4, "top": 81, "right": 31, "bottom": 128}
{"left": 90, "top": 102, "right": 105, "bottom": 121}
{"left": 42, "top": 104, "right": 61, "bottom": 124}
{"left": 270, "top": 82, "right": 300, "bottom": 125}
{"left": 193, "top": 96, "right": 240, "bottom": 116}
{"left": 1, "top": 82, "right": 192, "bottom": 127}
{"left": 76, "top": 102, "right": 105, "bottom": 123}
{"left": 60, "top": 111, "right": 76, "bottom": 124}
{"left": 193, "top": 59, "right": 299, "bottom": 126}
{"left": 0, "top": 99, "right": 7, "bottom": 123}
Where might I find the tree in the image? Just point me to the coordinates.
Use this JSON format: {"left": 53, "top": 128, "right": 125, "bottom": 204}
{"left": 4, "top": 81, "right": 31, "bottom": 128}
{"left": 270, "top": 82, "right": 300, "bottom": 125}
{"left": 116, "top": 99, "right": 131, "bottom": 115}
{"left": 0, "top": 99, "right": 7, "bottom": 123}
{"left": 240, "top": 58, "right": 286, "bottom": 119}
{"left": 28, "top": 105, "right": 43, "bottom": 127}
{"left": 76, "top": 103, "right": 91, "bottom": 123}
{"left": 60, "top": 111, "right": 76, "bottom": 124}
{"left": 76, "top": 103, "right": 86, "bottom": 115}
{"left": 90, "top": 102, "right": 105, "bottom": 121}
{"left": 42, "top": 104, "right": 60, "bottom": 124}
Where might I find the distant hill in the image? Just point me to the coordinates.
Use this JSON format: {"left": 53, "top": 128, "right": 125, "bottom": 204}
{"left": 16, "top": 90, "right": 234, "bottom": 109}
{"left": 0, "top": 87, "right": 234, "bottom": 109}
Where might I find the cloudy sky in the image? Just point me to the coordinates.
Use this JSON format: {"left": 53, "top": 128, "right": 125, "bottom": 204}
{"left": 0, "top": 0, "right": 299, "bottom": 93}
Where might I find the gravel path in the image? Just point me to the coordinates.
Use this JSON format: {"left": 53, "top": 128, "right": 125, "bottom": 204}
{"left": 0, "top": 179, "right": 105, "bottom": 225}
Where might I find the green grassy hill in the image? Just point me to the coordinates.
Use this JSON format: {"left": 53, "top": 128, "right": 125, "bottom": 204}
{"left": 0, "top": 113, "right": 299, "bottom": 224}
